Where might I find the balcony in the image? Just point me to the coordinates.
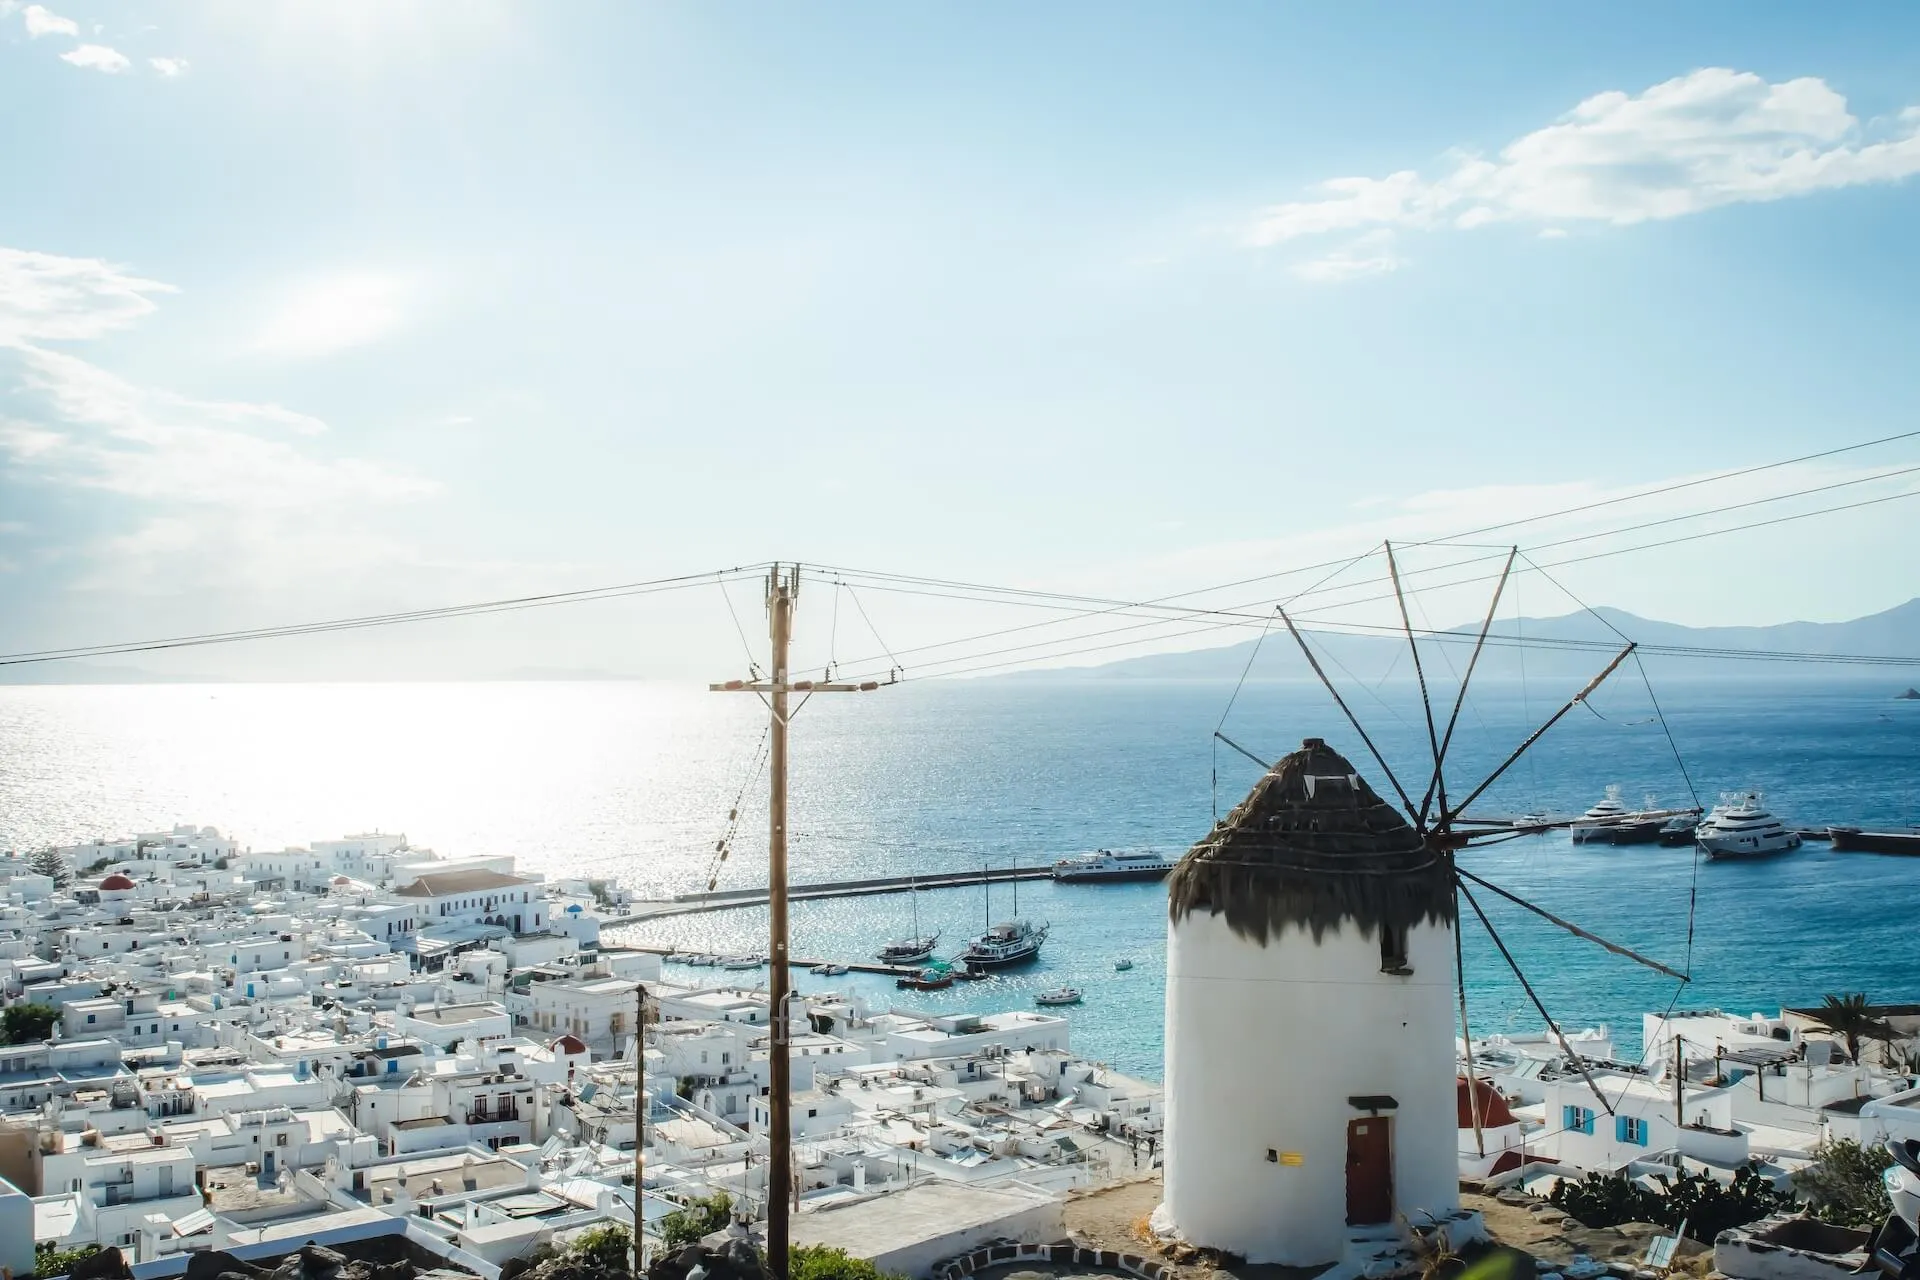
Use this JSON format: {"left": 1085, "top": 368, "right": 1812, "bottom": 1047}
{"left": 466, "top": 1107, "right": 521, "bottom": 1125}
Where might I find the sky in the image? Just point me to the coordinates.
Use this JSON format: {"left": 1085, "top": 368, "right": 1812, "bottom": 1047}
{"left": 4, "top": 3, "right": 1920, "bottom": 680}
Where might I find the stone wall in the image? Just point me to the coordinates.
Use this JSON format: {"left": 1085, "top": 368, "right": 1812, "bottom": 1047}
{"left": 931, "top": 1241, "right": 1169, "bottom": 1280}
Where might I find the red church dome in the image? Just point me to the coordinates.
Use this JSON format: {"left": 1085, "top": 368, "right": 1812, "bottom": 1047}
{"left": 550, "top": 1034, "right": 589, "bottom": 1055}
{"left": 98, "top": 873, "right": 136, "bottom": 891}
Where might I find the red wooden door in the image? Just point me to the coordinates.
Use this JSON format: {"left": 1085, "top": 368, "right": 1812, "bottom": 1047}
{"left": 1346, "top": 1117, "right": 1392, "bottom": 1225}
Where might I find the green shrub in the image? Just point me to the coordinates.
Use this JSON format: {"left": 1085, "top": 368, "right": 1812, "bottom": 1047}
{"left": 788, "top": 1246, "right": 901, "bottom": 1280}
{"left": 35, "top": 1243, "right": 102, "bottom": 1279}
{"left": 1799, "top": 1139, "right": 1894, "bottom": 1228}
{"left": 661, "top": 1192, "right": 732, "bottom": 1249}
{"left": 572, "top": 1224, "right": 632, "bottom": 1274}
{"left": 4, "top": 1004, "right": 58, "bottom": 1046}
{"left": 1548, "top": 1163, "right": 1796, "bottom": 1242}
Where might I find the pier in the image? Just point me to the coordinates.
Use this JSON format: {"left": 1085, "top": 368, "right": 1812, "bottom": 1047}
{"left": 614, "top": 941, "right": 937, "bottom": 980}
{"left": 606, "top": 862, "right": 1059, "bottom": 923}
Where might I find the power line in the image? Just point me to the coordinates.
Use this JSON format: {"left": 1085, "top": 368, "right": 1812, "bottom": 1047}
{"left": 808, "top": 441, "right": 1920, "bottom": 668}
{"left": 831, "top": 485, "right": 1920, "bottom": 682}
{"left": 0, "top": 565, "right": 772, "bottom": 667}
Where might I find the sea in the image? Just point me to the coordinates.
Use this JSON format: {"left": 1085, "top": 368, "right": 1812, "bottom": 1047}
{"left": 3, "top": 673, "right": 1917, "bottom": 1081}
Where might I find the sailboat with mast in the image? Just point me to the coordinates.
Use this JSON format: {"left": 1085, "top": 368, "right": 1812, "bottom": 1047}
{"left": 960, "top": 858, "right": 1048, "bottom": 971}
{"left": 875, "top": 876, "right": 940, "bottom": 965}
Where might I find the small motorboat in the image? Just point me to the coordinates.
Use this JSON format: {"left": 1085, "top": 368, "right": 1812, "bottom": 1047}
{"left": 1035, "top": 987, "right": 1083, "bottom": 1006}
{"left": 1658, "top": 815, "right": 1699, "bottom": 846}
{"left": 810, "top": 963, "right": 848, "bottom": 976}
{"left": 1114, "top": 958, "right": 1134, "bottom": 971}
{"left": 718, "top": 954, "right": 764, "bottom": 970}
{"left": 683, "top": 953, "right": 716, "bottom": 967}
{"left": 897, "top": 967, "right": 954, "bottom": 991}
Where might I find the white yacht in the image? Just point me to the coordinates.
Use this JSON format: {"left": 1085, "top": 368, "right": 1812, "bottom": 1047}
{"left": 1696, "top": 793, "right": 1801, "bottom": 860}
{"left": 1051, "top": 849, "right": 1177, "bottom": 882}
{"left": 1569, "top": 786, "right": 1633, "bottom": 844}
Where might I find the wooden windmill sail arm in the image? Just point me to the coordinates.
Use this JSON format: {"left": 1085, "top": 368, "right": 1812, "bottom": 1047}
{"left": 1278, "top": 609, "right": 1420, "bottom": 823}
{"left": 1457, "top": 878, "right": 1617, "bottom": 1118}
{"left": 1441, "top": 641, "right": 1637, "bottom": 828}
{"left": 1454, "top": 883, "right": 1486, "bottom": 1159}
{"left": 1421, "top": 547, "right": 1517, "bottom": 827}
{"left": 1386, "top": 541, "right": 1445, "bottom": 831}
{"left": 1212, "top": 731, "right": 1272, "bottom": 772}
{"left": 1456, "top": 866, "right": 1688, "bottom": 982}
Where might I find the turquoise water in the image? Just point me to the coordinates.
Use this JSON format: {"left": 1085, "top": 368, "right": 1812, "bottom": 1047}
{"left": 3, "top": 675, "right": 1917, "bottom": 1080}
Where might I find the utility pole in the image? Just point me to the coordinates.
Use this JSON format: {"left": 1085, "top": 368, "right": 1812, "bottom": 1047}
{"left": 1673, "top": 1032, "right": 1684, "bottom": 1129}
{"left": 629, "top": 981, "right": 648, "bottom": 1276}
{"left": 712, "top": 564, "right": 882, "bottom": 1280}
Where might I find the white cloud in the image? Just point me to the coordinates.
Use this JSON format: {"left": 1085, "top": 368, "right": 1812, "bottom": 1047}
{"left": 1249, "top": 69, "right": 1920, "bottom": 251}
{"left": 148, "top": 56, "right": 188, "bottom": 77}
{"left": 253, "top": 272, "right": 413, "bottom": 358}
{"left": 1290, "top": 231, "right": 1405, "bottom": 282}
{"left": 20, "top": 4, "right": 76, "bottom": 37}
{"left": 0, "top": 244, "right": 436, "bottom": 600}
{"left": 60, "top": 43, "right": 131, "bottom": 73}
{"left": 0, "top": 248, "right": 175, "bottom": 345}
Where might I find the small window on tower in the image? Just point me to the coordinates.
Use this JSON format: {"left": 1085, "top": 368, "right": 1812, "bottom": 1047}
{"left": 1379, "top": 923, "right": 1411, "bottom": 975}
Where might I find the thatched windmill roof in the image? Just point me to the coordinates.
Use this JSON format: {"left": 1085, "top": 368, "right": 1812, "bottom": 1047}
{"left": 1168, "top": 737, "right": 1454, "bottom": 945}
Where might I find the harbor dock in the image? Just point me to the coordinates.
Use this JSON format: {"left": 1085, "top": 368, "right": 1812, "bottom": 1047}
{"left": 606, "top": 861, "right": 1058, "bottom": 923}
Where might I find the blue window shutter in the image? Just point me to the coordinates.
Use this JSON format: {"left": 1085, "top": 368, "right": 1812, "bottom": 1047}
{"left": 1614, "top": 1115, "right": 1626, "bottom": 1142}
{"left": 1563, "top": 1105, "right": 1576, "bottom": 1130}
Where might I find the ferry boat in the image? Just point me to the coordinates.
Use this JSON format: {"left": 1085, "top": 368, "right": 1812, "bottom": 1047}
{"left": 1051, "top": 849, "right": 1177, "bottom": 882}
{"left": 1827, "top": 826, "right": 1920, "bottom": 856}
{"left": 1696, "top": 793, "right": 1801, "bottom": 860}
{"left": 1035, "top": 987, "right": 1082, "bottom": 1006}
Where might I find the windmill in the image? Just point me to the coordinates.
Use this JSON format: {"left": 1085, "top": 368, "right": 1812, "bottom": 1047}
{"left": 1156, "top": 542, "right": 1694, "bottom": 1269}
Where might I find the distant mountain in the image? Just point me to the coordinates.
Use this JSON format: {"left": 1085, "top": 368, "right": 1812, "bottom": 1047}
{"left": 0, "top": 662, "right": 228, "bottom": 686}
{"left": 998, "top": 598, "right": 1920, "bottom": 682}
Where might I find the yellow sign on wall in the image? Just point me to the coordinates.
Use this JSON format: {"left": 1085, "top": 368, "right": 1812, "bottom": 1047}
{"left": 1279, "top": 1151, "right": 1304, "bottom": 1166}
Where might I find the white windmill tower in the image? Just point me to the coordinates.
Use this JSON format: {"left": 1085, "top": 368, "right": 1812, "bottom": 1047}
{"left": 1155, "top": 544, "right": 1696, "bottom": 1270}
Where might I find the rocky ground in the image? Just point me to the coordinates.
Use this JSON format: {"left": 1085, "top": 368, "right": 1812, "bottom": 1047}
{"left": 182, "top": 1241, "right": 477, "bottom": 1280}
{"left": 1057, "top": 1176, "right": 1714, "bottom": 1280}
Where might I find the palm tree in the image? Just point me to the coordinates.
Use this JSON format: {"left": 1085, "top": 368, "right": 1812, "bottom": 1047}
{"left": 1806, "top": 993, "right": 1898, "bottom": 1065}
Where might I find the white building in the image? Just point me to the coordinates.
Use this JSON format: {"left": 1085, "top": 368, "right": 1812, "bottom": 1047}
{"left": 1158, "top": 738, "right": 1472, "bottom": 1268}
{"left": 395, "top": 868, "right": 547, "bottom": 934}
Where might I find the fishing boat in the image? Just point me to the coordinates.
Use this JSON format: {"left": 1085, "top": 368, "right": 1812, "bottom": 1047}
{"left": 683, "top": 953, "right": 716, "bottom": 967}
{"left": 1114, "top": 958, "right": 1134, "bottom": 971}
{"left": 1828, "top": 826, "right": 1920, "bottom": 856}
{"left": 875, "top": 877, "right": 940, "bottom": 965}
{"left": 897, "top": 966, "right": 954, "bottom": 991}
{"left": 960, "top": 859, "right": 1048, "bottom": 970}
{"left": 1696, "top": 793, "right": 1801, "bottom": 860}
{"left": 963, "top": 919, "right": 1048, "bottom": 969}
{"left": 1035, "top": 987, "right": 1082, "bottom": 1006}
{"left": 1052, "top": 849, "right": 1177, "bottom": 882}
